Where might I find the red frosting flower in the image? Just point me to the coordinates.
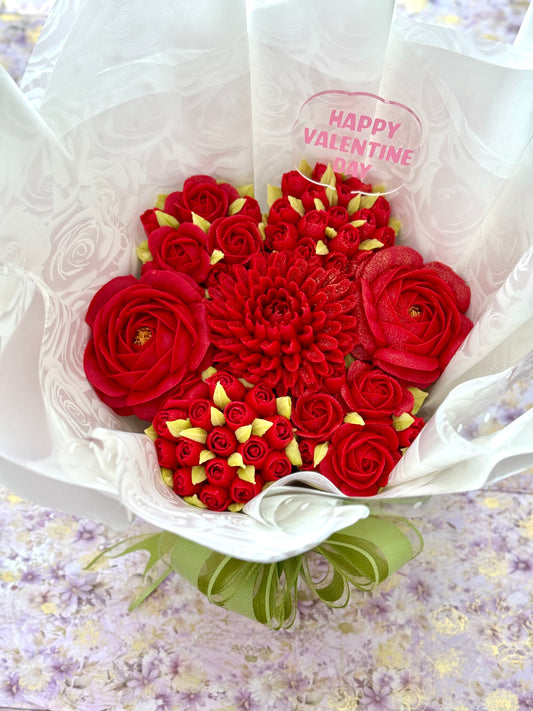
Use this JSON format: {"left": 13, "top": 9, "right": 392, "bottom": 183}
{"left": 262, "top": 451, "right": 293, "bottom": 481}
{"left": 320, "top": 421, "right": 401, "bottom": 496}
{"left": 207, "top": 215, "right": 264, "bottom": 265}
{"left": 238, "top": 436, "right": 269, "bottom": 467}
{"left": 142, "top": 224, "right": 210, "bottom": 283}
{"left": 207, "top": 251, "right": 358, "bottom": 396}
{"left": 292, "top": 392, "right": 345, "bottom": 441}
{"left": 230, "top": 474, "right": 264, "bottom": 503}
{"left": 199, "top": 483, "right": 231, "bottom": 511}
{"left": 342, "top": 361, "right": 414, "bottom": 418}
{"left": 173, "top": 468, "right": 202, "bottom": 497}
{"left": 164, "top": 175, "right": 238, "bottom": 223}
{"left": 354, "top": 246, "right": 473, "bottom": 387}
{"left": 244, "top": 383, "right": 278, "bottom": 417}
{"left": 264, "top": 222, "right": 299, "bottom": 252}
{"left": 84, "top": 271, "right": 209, "bottom": 420}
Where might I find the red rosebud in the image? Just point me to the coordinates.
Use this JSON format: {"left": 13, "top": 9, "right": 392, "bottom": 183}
{"left": 206, "top": 426, "right": 237, "bottom": 457}
{"left": 281, "top": 170, "right": 312, "bottom": 198}
{"left": 199, "top": 483, "right": 231, "bottom": 511}
{"left": 328, "top": 224, "right": 361, "bottom": 257}
{"left": 238, "top": 436, "right": 269, "bottom": 467}
{"left": 140, "top": 209, "right": 159, "bottom": 236}
{"left": 267, "top": 198, "right": 302, "bottom": 225}
{"left": 175, "top": 438, "right": 204, "bottom": 467}
{"left": 224, "top": 401, "right": 256, "bottom": 431}
{"left": 155, "top": 438, "right": 179, "bottom": 469}
{"left": 261, "top": 451, "right": 292, "bottom": 481}
{"left": 188, "top": 398, "right": 213, "bottom": 430}
{"left": 373, "top": 226, "right": 396, "bottom": 249}
{"left": 300, "top": 186, "right": 329, "bottom": 212}
{"left": 205, "top": 371, "right": 246, "bottom": 401}
{"left": 230, "top": 474, "right": 264, "bottom": 504}
{"left": 152, "top": 407, "right": 189, "bottom": 438}
{"left": 370, "top": 196, "right": 391, "bottom": 227}
{"left": 298, "top": 439, "right": 316, "bottom": 470}
{"left": 396, "top": 416, "right": 425, "bottom": 448}
{"left": 264, "top": 222, "right": 299, "bottom": 252}
{"left": 164, "top": 175, "right": 238, "bottom": 223}
{"left": 236, "top": 196, "right": 263, "bottom": 222}
{"left": 205, "top": 457, "right": 237, "bottom": 488}
{"left": 343, "top": 361, "right": 414, "bottom": 418}
{"left": 327, "top": 205, "right": 350, "bottom": 230}
{"left": 244, "top": 383, "right": 278, "bottom": 417}
{"left": 173, "top": 468, "right": 203, "bottom": 497}
{"left": 351, "top": 208, "right": 377, "bottom": 239}
{"left": 143, "top": 224, "right": 210, "bottom": 283}
{"left": 263, "top": 415, "right": 293, "bottom": 450}
{"left": 297, "top": 210, "right": 329, "bottom": 241}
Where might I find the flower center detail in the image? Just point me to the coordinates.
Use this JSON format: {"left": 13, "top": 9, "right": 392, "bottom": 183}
{"left": 408, "top": 305, "right": 423, "bottom": 319}
{"left": 133, "top": 326, "right": 153, "bottom": 346}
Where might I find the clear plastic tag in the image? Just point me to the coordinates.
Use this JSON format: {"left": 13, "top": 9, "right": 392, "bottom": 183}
{"left": 291, "top": 91, "right": 424, "bottom": 195}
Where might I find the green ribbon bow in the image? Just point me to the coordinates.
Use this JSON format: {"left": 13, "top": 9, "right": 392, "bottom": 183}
{"left": 87, "top": 514, "right": 423, "bottom": 629}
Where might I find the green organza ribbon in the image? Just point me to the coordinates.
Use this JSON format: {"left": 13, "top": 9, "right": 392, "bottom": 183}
{"left": 87, "top": 514, "right": 423, "bottom": 629}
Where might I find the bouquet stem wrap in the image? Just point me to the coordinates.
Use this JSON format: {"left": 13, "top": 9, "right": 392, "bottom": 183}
{"left": 88, "top": 514, "right": 422, "bottom": 628}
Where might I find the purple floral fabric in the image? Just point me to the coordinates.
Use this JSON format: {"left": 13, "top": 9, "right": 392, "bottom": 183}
{"left": 1, "top": 2, "right": 532, "bottom": 710}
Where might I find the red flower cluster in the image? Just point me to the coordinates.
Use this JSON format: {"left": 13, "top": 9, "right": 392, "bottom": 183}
{"left": 84, "top": 164, "right": 474, "bottom": 506}
{"left": 151, "top": 372, "right": 296, "bottom": 511}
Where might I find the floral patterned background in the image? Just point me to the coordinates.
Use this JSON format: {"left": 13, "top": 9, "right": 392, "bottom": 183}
{"left": 1, "top": 2, "right": 532, "bottom": 710}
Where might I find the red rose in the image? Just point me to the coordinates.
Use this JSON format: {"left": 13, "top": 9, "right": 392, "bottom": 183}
{"left": 320, "top": 421, "right": 401, "bottom": 496}
{"left": 396, "top": 416, "right": 425, "bottom": 448}
{"left": 328, "top": 224, "right": 361, "bottom": 257}
{"left": 206, "top": 426, "right": 237, "bottom": 457}
{"left": 173, "top": 468, "right": 202, "bottom": 497}
{"left": 84, "top": 271, "right": 209, "bottom": 420}
{"left": 238, "top": 436, "right": 269, "bottom": 467}
{"left": 164, "top": 175, "right": 238, "bottom": 223}
{"left": 205, "top": 371, "right": 246, "bottom": 401}
{"left": 267, "top": 198, "right": 302, "bottom": 225}
{"left": 336, "top": 179, "right": 371, "bottom": 207}
{"left": 297, "top": 210, "right": 328, "bottom": 241}
{"left": 188, "top": 398, "right": 213, "bottom": 430}
{"left": 175, "top": 438, "right": 203, "bottom": 467}
{"left": 327, "top": 206, "right": 350, "bottom": 230}
{"left": 205, "top": 458, "right": 236, "bottom": 488}
{"left": 295, "top": 237, "right": 322, "bottom": 264}
{"left": 244, "top": 383, "right": 278, "bottom": 417}
{"left": 263, "top": 415, "right": 293, "bottom": 450}
{"left": 155, "top": 438, "right": 179, "bottom": 469}
{"left": 292, "top": 392, "right": 345, "bottom": 440}
{"left": 140, "top": 209, "right": 159, "bottom": 236}
{"left": 261, "top": 451, "right": 292, "bottom": 481}
{"left": 224, "top": 401, "right": 256, "bottom": 431}
{"left": 207, "top": 215, "right": 264, "bottom": 266}
{"left": 342, "top": 361, "right": 414, "bottom": 418}
{"left": 354, "top": 246, "right": 473, "bottom": 387}
{"left": 199, "top": 483, "right": 231, "bottom": 511}
{"left": 323, "top": 252, "right": 356, "bottom": 279}
{"left": 264, "top": 222, "right": 299, "bottom": 252}
{"left": 142, "top": 224, "right": 210, "bottom": 283}
{"left": 230, "top": 474, "right": 264, "bottom": 504}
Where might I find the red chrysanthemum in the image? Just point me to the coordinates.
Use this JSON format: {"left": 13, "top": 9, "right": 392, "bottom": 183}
{"left": 207, "top": 252, "right": 358, "bottom": 396}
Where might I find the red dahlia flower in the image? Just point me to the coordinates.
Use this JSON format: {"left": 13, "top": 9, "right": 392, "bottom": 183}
{"left": 207, "top": 252, "right": 358, "bottom": 396}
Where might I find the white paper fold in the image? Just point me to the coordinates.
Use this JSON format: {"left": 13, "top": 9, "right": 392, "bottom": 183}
{"left": 0, "top": 0, "right": 532, "bottom": 561}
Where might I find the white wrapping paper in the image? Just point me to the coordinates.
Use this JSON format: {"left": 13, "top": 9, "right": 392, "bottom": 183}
{"left": 0, "top": 0, "right": 532, "bottom": 562}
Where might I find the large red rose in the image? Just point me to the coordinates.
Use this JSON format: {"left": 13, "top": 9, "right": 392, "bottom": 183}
{"left": 84, "top": 271, "right": 209, "bottom": 420}
{"left": 207, "top": 215, "right": 264, "bottom": 265}
{"left": 142, "top": 224, "right": 210, "bottom": 282}
{"left": 163, "top": 175, "right": 238, "bottom": 223}
{"left": 319, "top": 421, "right": 401, "bottom": 496}
{"left": 292, "top": 392, "right": 345, "bottom": 441}
{"left": 354, "top": 246, "right": 473, "bottom": 387}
